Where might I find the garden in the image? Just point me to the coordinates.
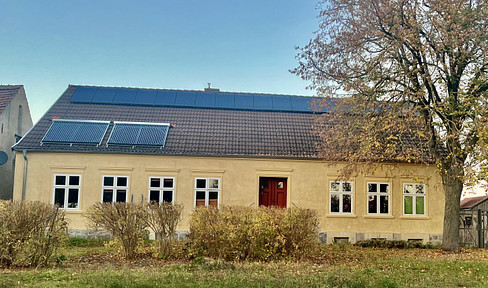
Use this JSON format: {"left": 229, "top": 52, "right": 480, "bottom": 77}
{"left": 1, "top": 200, "right": 488, "bottom": 287}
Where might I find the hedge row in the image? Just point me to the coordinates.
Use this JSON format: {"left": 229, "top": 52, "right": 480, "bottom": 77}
{"left": 189, "top": 206, "right": 319, "bottom": 261}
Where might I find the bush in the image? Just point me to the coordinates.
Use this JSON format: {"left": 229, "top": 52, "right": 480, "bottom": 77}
{"left": 84, "top": 202, "right": 148, "bottom": 259}
{"left": 68, "top": 237, "right": 107, "bottom": 247}
{"left": 145, "top": 202, "right": 183, "bottom": 258}
{"left": 189, "top": 206, "right": 319, "bottom": 261}
{"left": 354, "top": 239, "right": 436, "bottom": 249}
{"left": 0, "top": 200, "right": 68, "bottom": 267}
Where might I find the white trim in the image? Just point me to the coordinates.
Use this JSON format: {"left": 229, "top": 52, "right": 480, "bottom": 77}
{"left": 52, "top": 174, "right": 81, "bottom": 210}
{"left": 101, "top": 175, "right": 129, "bottom": 203}
{"left": 112, "top": 121, "right": 170, "bottom": 126}
{"left": 366, "top": 182, "right": 391, "bottom": 215}
{"left": 51, "top": 119, "right": 110, "bottom": 124}
{"left": 148, "top": 176, "right": 175, "bottom": 204}
{"left": 329, "top": 181, "right": 353, "bottom": 214}
{"left": 403, "top": 183, "right": 426, "bottom": 216}
{"left": 194, "top": 177, "right": 221, "bottom": 208}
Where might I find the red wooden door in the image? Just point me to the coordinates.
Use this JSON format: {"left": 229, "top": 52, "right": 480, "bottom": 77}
{"left": 259, "top": 177, "right": 287, "bottom": 208}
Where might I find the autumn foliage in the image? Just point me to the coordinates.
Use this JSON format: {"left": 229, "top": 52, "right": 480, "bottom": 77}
{"left": 84, "top": 202, "right": 183, "bottom": 260}
{"left": 189, "top": 206, "right": 319, "bottom": 261}
{"left": 0, "top": 200, "right": 68, "bottom": 267}
{"left": 294, "top": 0, "right": 488, "bottom": 252}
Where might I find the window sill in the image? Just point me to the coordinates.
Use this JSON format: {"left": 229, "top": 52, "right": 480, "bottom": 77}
{"left": 399, "top": 215, "right": 430, "bottom": 220}
{"left": 326, "top": 214, "right": 357, "bottom": 218}
{"left": 63, "top": 209, "right": 84, "bottom": 214}
{"left": 363, "top": 215, "right": 395, "bottom": 219}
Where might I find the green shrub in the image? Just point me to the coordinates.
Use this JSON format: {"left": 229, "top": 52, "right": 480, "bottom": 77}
{"left": 145, "top": 202, "right": 183, "bottom": 258}
{"left": 354, "top": 239, "right": 436, "bottom": 249}
{"left": 83, "top": 202, "right": 148, "bottom": 259}
{"left": 68, "top": 237, "right": 107, "bottom": 247}
{"left": 189, "top": 206, "right": 319, "bottom": 261}
{"left": 0, "top": 200, "right": 68, "bottom": 267}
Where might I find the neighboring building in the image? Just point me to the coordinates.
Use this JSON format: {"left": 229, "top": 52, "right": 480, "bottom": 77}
{"left": 459, "top": 196, "right": 488, "bottom": 247}
{"left": 0, "top": 85, "right": 33, "bottom": 199}
{"left": 12, "top": 85, "right": 444, "bottom": 243}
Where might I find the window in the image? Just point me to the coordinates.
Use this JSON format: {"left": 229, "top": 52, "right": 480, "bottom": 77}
{"left": 53, "top": 174, "right": 80, "bottom": 209}
{"left": 149, "top": 177, "right": 175, "bottom": 204}
{"left": 403, "top": 183, "right": 425, "bottom": 215}
{"left": 195, "top": 178, "right": 220, "bottom": 207}
{"left": 329, "top": 181, "right": 353, "bottom": 213}
{"left": 102, "top": 176, "right": 128, "bottom": 203}
{"left": 17, "top": 105, "right": 23, "bottom": 135}
{"left": 367, "top": 182, "right": 390, "bottom": 214}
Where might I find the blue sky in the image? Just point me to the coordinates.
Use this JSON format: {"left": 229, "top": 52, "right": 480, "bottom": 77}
{"left": 0, "top": 0, "right": 319, "bottom": 122}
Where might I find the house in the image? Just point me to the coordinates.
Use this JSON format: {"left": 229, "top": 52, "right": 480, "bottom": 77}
{"left": 459, "top": 196, "right": 488, "bottom": 247}
{"left": 0, "top": 85, "right": 33, "bottom": 199}
{"left": 12, "top": 85, "right": 444, "bottom": 244}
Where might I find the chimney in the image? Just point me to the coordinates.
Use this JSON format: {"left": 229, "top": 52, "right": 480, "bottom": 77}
{"left": 204, "top": 83, "right": 220, "bottom": 92}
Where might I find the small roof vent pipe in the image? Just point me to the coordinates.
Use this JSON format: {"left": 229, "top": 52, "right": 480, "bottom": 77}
{"left": 204, "top": 83, "right": 220, "bottom": 92}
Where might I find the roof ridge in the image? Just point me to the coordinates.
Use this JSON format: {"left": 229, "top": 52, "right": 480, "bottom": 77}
{"left": 69, "top": 84, "right": 318, "bottom": 99}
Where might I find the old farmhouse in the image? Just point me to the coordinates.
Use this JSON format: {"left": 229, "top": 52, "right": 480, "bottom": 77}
{"left": 0, "top": 85, "right": 33, "bottom": 199}
{"left": 12, "top": 85, "right": 444, "bottom": 244}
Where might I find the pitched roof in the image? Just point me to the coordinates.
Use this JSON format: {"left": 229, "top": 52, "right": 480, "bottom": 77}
{"left": 13, "top": 85, "right": 323, "bottom": 159}
{"left": 0, "top": 85, "right": 22, "bottom": 115}
{"left": 460, "top": 196, "right": 488, "bottom": 209}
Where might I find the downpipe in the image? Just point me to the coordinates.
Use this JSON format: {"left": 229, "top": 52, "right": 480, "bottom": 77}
{"left": 21, "top": 150, "right": 28, "bottom": 201}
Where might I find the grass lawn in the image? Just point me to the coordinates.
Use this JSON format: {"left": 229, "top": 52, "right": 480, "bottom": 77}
{"left": 1, "top": 244, "right": 488, "bottom": 287}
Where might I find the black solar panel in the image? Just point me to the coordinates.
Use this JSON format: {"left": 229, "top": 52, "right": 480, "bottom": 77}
{"left": 42, "top": 120, "right": 110, "bottom": 144}
{"left": 92, "top": 87, "right": 117, "bottom": 103}
{"left": 175, "top": 91, "right": 197, "bottom": 106}
{"left": 272, "top": 96, "right": 292, "bottom": 111}
{"left": 155, "top": 90, "right": 177, "bottom": 105}
{"left": 70, "top": 86, "right": 97, "bottom": 103}
{"left": 134, "top": 89, "right": 157, "bottom": 105}
{"left": 254, "top": 95, "right": 273, "bottom": 110}
{"left": 235, "top": 94, "right": 253, "bottom": 109}
{"left": 195, "top": 92, "right": 215, "bottom": 107}
{"left": 70, "top": 86, "right": 320, "bottom": 113}
{"left": 291, "top": 97, "right": 312, "bottom": 112}
{"left": 114, "top": 88, "right": 137, "bottom": 104}
{"left": 214, "top": 92, "right": 235, "bottom": 108}
{"left": 108, "top": 122, "right": 170, "bottom": 146}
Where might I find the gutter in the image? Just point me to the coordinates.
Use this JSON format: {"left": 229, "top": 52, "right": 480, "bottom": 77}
{"left": 21, "top": 150, "right": 28, "bottom": 201}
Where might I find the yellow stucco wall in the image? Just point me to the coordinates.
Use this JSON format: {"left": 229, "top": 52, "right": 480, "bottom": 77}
{"left": 12, "top": 151, "right": 444, "bottom": 243}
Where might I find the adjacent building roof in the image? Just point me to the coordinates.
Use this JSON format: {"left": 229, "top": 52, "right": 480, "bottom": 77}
{"left": 13, "top": 85, "right": 324, "bottom": 159}
{"left": 460, "top": 196, "right": 488, "bottom": 209}
{"left": 0, "top": 85, "right": 23, "bottom": 115}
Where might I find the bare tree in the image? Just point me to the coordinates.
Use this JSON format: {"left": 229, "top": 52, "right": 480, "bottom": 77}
{"left": 294, "top": 0, "right": 488, "bottom": 252}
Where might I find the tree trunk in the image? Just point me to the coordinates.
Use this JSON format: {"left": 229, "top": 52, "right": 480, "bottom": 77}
{"left": 441, "top": 163, "right": 464, "bottom": 252}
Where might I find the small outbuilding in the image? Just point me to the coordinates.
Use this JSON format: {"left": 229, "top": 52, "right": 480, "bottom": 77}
{"left": 459, "top": 196, "right": 488, "bottom": 247}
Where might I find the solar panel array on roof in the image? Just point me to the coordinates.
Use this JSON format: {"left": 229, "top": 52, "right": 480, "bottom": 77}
{"left": 70, "top": 87, "right": 322, "bottom": 112}
{"left": 42, "top": 119, "right": 110, "bottom": 144}
{"left": 108, "top": 122, "right": 170, "bottom": 146}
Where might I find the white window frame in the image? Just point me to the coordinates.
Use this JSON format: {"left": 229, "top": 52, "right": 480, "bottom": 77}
{"left": 194, "top": 177, "right": 220, "bottom": 208}
{"left": 367, "top": 182, "right": 390, "bottom": 215}
{"left": 403, "top": 183, "right": 426, "bottom": 216}
{"left": 52, "top": 174, "right": 81, "bottom": 210}
{"left": 101, "top": 175, "right": 129, "bottom": 203}
{"left": 329, "top": 181, "right": 353, "bottom": 214}
{"left": 148, "top": 176, "right": 175, "bottom": 204}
